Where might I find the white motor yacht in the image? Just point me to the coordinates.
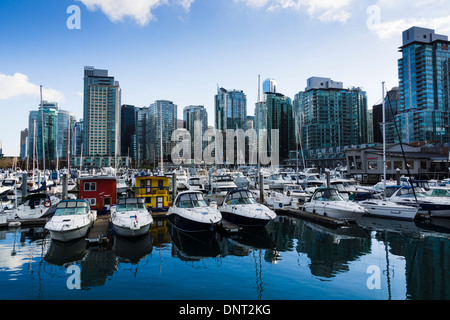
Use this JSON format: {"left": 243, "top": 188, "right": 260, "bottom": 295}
{"left": 167, "top": 191, "right": 222, "bottom": 232}
{"left": 219, "top": 189, "right": 276, "bottom": 227}
{"left": 303, "top": 188, "right": 365, "bottom": 221}
{"left": 358, "top": 199, "right": 418, "bottom": 221}
{"left": 5, "top": 193, "right": 60, "bottom": 221}
{"left": 45, "top": 200, "right": 96, "bottom": 242}
{"left": 112, "top": 198, "right": 153, "bottom": 237}
{"left": 205, "top": 175, "right": 238, "bottom": 205}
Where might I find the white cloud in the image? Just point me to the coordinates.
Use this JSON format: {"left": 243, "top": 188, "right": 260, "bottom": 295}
{"left": 0, "top": 73, "right": 65, "bottom": 102}
{"left": 76, "top": 0, "right": 195, "bottom": 26}
{"left": 236, "top": 0, "right": 354, "bottom": 23}
{"left": 369, "top": 0, "right": 450, "bottom": 39}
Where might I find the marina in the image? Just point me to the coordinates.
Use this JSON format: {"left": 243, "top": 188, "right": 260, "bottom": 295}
{"left": 1, "top": 166, "right": 450, "bottom": 301}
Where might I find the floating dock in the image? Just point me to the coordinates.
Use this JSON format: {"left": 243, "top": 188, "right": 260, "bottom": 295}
{"left": 275, "top": 208, "right": 349, "bottom": 227}
{"left": 219, "top": 219, "right": 242, "bottom": 234}
{"left": 86, "top": 215, "right": 111, "bottom": 244}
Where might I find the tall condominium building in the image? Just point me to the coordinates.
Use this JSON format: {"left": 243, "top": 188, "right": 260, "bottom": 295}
{"left": 397, "top": 26, "right": 450, "bottom": 143}
{"left": 135, "top": 107, "right": 152, "bottom": 164}
{"left": 295, "top": 77, "right": 368, "bottom": 153}
{"left": 150, "top": 100, "right": 177, "bottom": 163}
{"left": 27, "top": 101, "right": 59, "bottom": 162}
{"left": 57, "top": 109, "right": 76, "bottom": 161}
{"left": 19, "top": 129, "right": 28, "bottom": 160}
{"left": 83, "top": 66, "right": 121, "bottom": 158}
{"left": 183, "top": 105, "right": 208, "bottom": 156}
{"left": 120, "top": 105, "right": 137, "bottom": 160}
{"left": 372, "top": 87, "right": 400, "bottom": 144}
{"left": 215, "top": 88, "right": 247, "bottom": 131}
{"left": 72, "top": 120, "right": 83, "bottom": 157}
{"left": 265, "top": 92, "right": 295, "bottom": 160}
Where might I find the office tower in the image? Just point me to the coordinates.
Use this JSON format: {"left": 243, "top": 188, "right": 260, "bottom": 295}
{"left": 83, "top": 66, "right": 121, "bottom": 158}
{"left": 135, "top": 107, "right": 152, "bottom": 164}
{"left": 183, "top": 105, "right": 208, "bottom": 156}
{"left": 27, "top": 101, "right": 59, "bottom": 162}
{"left": 57, "top": 110, "right": 76, "bottom": 161}
{"left": 372, "top": 87, "right": 400, "bottom": 144}
{"left": 120, "top": 105, "right": 137, "bottom": 160}
{"left": 262, "top": 78, "right": 277, "bottom": 95}
{"left": 72, "top": 120, "right": 83, "bottom": 157}
{"left": 0, "top": 140, "right": 3, "bottom": 158}
{"left": 149, "top": 100, "right": 177, "bottom": 163}
{"left": 295, "top": 77, "right": 368, "bottom": 153}
{"left": 20, "top": 129, "right": 28, "bottom": 160}
{"left": 265, "top": 92, "right": 295, "bottom": 160}
{"left": 215, "top": 88, "right": 247, "bottom": 131}
{"left": 397, "top": 26, "right": 450, "bottom": 143}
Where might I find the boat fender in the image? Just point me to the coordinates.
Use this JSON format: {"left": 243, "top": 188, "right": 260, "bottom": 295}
{"left": 44, "top": 200, "right": 52, "bottom": 208}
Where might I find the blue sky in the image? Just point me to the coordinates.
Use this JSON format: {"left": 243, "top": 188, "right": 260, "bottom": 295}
{"left": 1, "top": 0, "right": 450, "bottom": 156}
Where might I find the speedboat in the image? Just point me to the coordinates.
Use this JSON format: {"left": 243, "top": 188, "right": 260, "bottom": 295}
{"left": 283, "top": 184, "right": 310, "bottom": 204}
{"left": 112, "top": 198, "right": 153, "bottom": 237}
{"left": 219, "top": 189, "right": 277, "bottom": 227}
{"left": 358, "top": 199, "right": 418, "bottom": 221}
{"left": 167, "top": 191, "right": 222, "bottom": 232}
{"left": 45, "top": 200, "right": 96, "bottom": 242}
{"left": 303, "top": 188, "right": 365, "bottom": 221}
{"left": 388, "top": 185, "right": 450, "bottom": 217}
{"left": 116, "top": 178, "right": 128, "bottom": 195}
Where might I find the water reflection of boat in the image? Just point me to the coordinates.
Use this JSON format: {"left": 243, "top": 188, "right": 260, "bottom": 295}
{"left": 168, "top": 225, "right": 221, "bottom": 261}
{"left": 44, "top": 238, "right": 89, "bottom": 266}
{"left": 112, "top": 233, "right": 153, "bottom": 263}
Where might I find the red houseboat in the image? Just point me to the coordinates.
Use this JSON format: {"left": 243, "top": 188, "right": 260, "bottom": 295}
{"left": 78, "top": 176, "right": 117, "bottom": 215}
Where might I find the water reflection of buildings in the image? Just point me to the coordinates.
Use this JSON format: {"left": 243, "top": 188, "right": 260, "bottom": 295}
{"left": 268, "top": 216, "right": 372, "bottom": 279}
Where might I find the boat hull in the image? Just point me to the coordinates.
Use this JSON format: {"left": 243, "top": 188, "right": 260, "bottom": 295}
{"left": 360, "top": 201, "right": 418, "bottom": 221}
{"left": 48, "top": 223, "right": 91, "bottom": 243}
{"left": 113, "top": 222, "right": 151, "bottom": 237}
{"left": 220, "top": 210, "right": 273, "bottom": 227}
{"left": 166, "top": 213, "right": 219, "bottom": 233}
{"left": 303, "top": 203, "right": 363, "bottom": 221}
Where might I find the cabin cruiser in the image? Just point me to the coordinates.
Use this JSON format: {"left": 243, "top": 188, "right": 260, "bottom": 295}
{"left": 387, "top": 185, "right": 450, "bottom": 218}
{"left": 0, "top": 178, "right": 19, "bottom": 196}
{"left": 187, "top": 177, "right": 207, "bottom": 193}
{"left": 283, "top": 184, "right": 310, "bottom": 204}
{"left": 265, "top": 174, "right": 293, "bottom": 189}
{"left": 116, "top": 178, "right": 128, "bottom": 194}
{"left": 112, "top": 198, "right": 153, "bottom": 237}
{"left": 45, "top": 200, "right": 96, "bottom": 242}
{"left": 205, "top": 175, "right": 238, "bottom": 205}
{"left": 358, "top": 198, "right": 418, "bottom": 221}
{"left": 303, "top": 188, "right": 365, "bottom": 221}
{"left": 219, "top": 189, "right": 276, "bottom": 227}
{"left": 264, "top": 190, "right": 292, "bottom": 209}
{"left": 167, "top": 191, "right": 222, "bottom": 232}
{"left": 5, "top": 193, "right": 60, "bottom": 221}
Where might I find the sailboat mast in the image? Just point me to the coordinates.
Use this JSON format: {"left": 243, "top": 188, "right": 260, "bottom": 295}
{"left": 40, "top": 85, "right": 46, "bottom": 173}
{"left": 382, "top": 81, "right": 386, "bottom": 200}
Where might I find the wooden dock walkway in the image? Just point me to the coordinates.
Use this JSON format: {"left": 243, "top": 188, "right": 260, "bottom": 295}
{"left": 86, "top": 215, "right": 111, "bottom": 244}
{"left": 275, "top": 208, "right": 349, "bottom": 227}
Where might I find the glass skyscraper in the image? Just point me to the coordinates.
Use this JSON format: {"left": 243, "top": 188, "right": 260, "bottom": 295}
{"left": 150, "top": 100, "right": 177, "bottom": 164}
{"left": 397, "top": 26, "right": 450, "bottom": 143}
{"left": 215, "top": 88, "right": 247, "bottom": 131}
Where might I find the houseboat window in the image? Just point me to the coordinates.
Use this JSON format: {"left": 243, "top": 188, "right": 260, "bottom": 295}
{"left": 394, "top": 161, "right": 403, "bottom": 170}
{"left": 158, "top": 180, "right": 164, "bottom": 189}
{"left": 104, "top": 198, "right": 111, "bottom": 206}
{"left": 84, "top": 182, "right": 96, "bottom": 191}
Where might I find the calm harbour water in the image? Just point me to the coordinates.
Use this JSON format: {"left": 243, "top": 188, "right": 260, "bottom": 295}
{"left": 1, "top": 214, "right": 450, "bottom": 301}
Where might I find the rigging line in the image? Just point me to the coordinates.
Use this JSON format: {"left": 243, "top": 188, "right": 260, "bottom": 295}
{"left": 385, "top": 84, "right": 418, "bottom": 203}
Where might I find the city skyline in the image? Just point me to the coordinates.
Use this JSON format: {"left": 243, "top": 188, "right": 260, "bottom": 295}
{"left": 1, "top": 0, "right": 450, "bottom": 156}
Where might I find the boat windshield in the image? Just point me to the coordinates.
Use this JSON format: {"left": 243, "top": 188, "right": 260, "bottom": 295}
{"left": 225, "top": 190, "right": 257, "bottom": 205}
{"left": 396, "top": 187, "right": 427, "bottom": 198}
{"left": 313, "top": 189, "right": 344, "bottom": 202}
{"left": 117, "top": 203, "right": 146, "bottom": 212}
{"left": 177, "top": 193, "right": 208, "bottom": 208}
{"left": 55, "top": 202, "right": 88, "bottom": 216}
{"left": 429, "top": 189, "right": 450, "bottom": 197}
